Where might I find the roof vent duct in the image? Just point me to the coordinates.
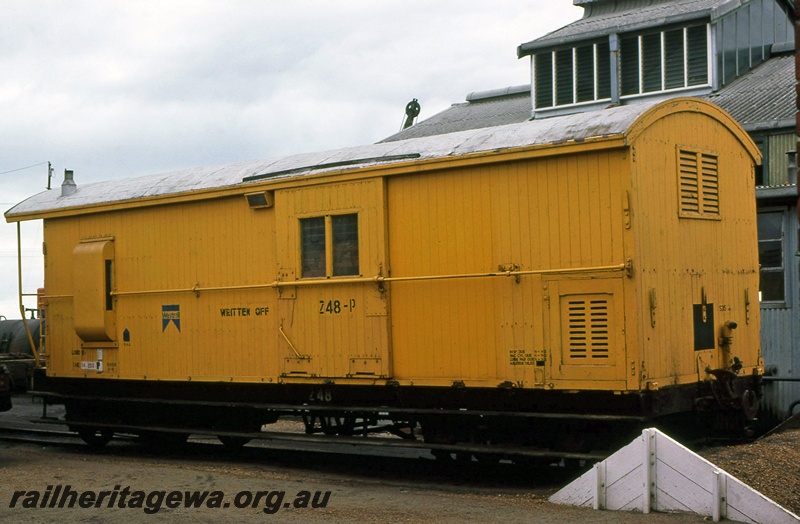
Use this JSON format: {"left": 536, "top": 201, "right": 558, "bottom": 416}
{"left": 61, "top": 169, "right": 77, "bottom": 197}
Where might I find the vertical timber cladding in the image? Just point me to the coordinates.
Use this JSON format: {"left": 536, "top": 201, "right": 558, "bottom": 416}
{"left": 275, "top": 178, "right": 390, "bottom": 379}
{"left": 44, "top": 195, "right": 281, "bottom": 382}
{"left": 387, "top": 150, "right": 628, "bottom": 388}
{"left": 630, "top": 108, "right": 761, "bottom": 386}
{"left": 71, "top": 237, "right": 118, "bottom": 375}
{"left": 546, "top": 277, "right": 627, "bottom": 382}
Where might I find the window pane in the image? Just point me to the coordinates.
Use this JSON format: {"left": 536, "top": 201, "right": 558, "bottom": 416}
{"left": 687, "top": 25, "right": 708, "bottom": 85}
{"left": 664, "top": 29, "right": 685, "bottom": 89}
{"left": 534, "top": 53, "right": 553, "bottom": 108}
{"left": 737, "top": 7, "right": 750, "bottom": 76}
{"left": 597, "top": 40, "right": 611, "bottom": 99}
{"left": 762, "top": 0, "right": 774, "bottom": 55}
{"left": 555, "top": 49, "right": 574, "bottom": 105}
{"left": 750, "top": 0, "right": 763, "bottom": 67}
{"left": 301, "top": 217, "right": 326, "bottom": 278}
{"left": 332, "top": 214, "right": 359, "bottom": 276}
{"left": 774, "top": 0, "right": 789, "bottom": 43}
{"left": 722, "top": 17, "right": 737, "bottom": 85}
{"left": 620, "top": 35, "right": 639, "bottom": 95}
{"left": 641, "top": 33, "right": 662, "bottom": 92}
{"left": 760, "top": 271, "right": 785, "bottom": 301}
{"left": 757, "top": 212, "right": 783, "bottom": 240}
{"left": 759, "top": 240, "right": 783, "bottom": 268}
{"left": 575, "top": 45, "right": 595, "bottom": 102}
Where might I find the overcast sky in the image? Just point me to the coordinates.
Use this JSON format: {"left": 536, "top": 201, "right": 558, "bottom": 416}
{"left": 0, "top": 0, "right": 582, "bottom": 316}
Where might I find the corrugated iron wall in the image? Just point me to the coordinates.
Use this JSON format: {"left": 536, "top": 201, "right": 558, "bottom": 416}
{"left": 767, "top": 133, "right": 798, "bottom": 185}
{"left": 760, "top": 206, "right": 800, "bottom": 422}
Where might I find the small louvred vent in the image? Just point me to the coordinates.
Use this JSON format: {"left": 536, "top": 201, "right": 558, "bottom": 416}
{"left": 678, "top": 147, "right": 719, "bottom": 219}
{"left": 700, "top": 154, "right": 719, "bottom": 214}
{"left": 566, "top": 298, "right": 610, "bottom": 360}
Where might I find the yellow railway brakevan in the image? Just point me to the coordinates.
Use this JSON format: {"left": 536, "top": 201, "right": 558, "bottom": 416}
{"left": 6, "top": 98, "right": 763, "bottom": 454}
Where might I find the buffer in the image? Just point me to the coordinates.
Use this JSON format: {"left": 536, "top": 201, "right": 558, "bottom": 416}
{"left": 549, "top": 428, "right": 799, "bottom": 523}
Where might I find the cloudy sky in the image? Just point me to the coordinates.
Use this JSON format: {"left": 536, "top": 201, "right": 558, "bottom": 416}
{"left": 0, "top": 0, "right": 582, "bottom": 316}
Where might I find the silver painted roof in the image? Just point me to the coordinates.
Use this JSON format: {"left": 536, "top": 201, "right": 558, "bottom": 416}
{"left": 382, "top": 52, "right": 793, "bottom": 143}
{"left": 6, "top": 100, "right": 662, "bottom": 219}
{"left": 707, "top": 53, "right": 795, "bottom": 130}
{"left": 380, "top": 87, "right": 532, "bottom": 143}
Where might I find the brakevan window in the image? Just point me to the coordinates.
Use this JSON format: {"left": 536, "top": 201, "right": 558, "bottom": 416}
{"left": 301, "top": 213, "right": 359, "bottom": 278}
{"left": 757, "top": 210, "right": 785, "bottom": 303}
{"left": 620, "top": 24, "right": 709, "bottom": 96}
{"left": 677, "top": 147, "right": 720, "bottom": 220}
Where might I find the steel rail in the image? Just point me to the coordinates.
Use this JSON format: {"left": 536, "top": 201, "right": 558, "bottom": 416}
{"left": 31, "top": 391, "right": 648, "bottom": 423}
{"left": 38, "top": 418, "right": 610, "bottom": 462}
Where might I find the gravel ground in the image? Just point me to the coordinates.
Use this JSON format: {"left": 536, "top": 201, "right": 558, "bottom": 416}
{"left": 0, "top": 440, "right": 712, "bottom": 523}
{"left": 697, "top": 424, "right": 800, "bottom": 516}
{"left": 0, "top": 395, "right": 798, "bottom": 522}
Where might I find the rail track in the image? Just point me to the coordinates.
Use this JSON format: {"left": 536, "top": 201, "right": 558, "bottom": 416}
{"left": 0, "top": 393, "right": 615, "bottom": 468}
{"left": 0, "top": 396, "right": 594, "bottom": 495}
{"left": 0, "top": 414, "right": 608, "bottom": 464}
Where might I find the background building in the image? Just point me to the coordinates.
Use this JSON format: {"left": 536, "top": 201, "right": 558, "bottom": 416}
{"left": 384, "top": 0, "right": 799, "bottom": 426}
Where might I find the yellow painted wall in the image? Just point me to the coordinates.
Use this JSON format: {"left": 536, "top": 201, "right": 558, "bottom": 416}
{"left": 44, "top": 194, "right": 282, "bottom": 382}
{"left": 630, "top": 110, "right": 761, "bottom": 388}
{"left": 274, "top": 179, "right": 390, "bottom": 379}
{"left": 43, "top": 180, "right": 393, "bottom": 383}
{"left": 386, "top": 152, "right": 633, "bottom": 390}
{"left": 38, "top": 101, "right": 760, "bottom": 394}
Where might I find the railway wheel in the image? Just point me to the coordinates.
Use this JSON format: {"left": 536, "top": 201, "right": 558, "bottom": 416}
{"left": 77, "top": 428, "right": 114, "bottom": 449}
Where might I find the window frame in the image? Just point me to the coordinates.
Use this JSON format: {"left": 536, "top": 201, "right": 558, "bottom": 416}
{"left": 299, "top": 212, "right": 360, "bottom": 279}
{"left": 620, "top": 23, "right": 711, "bottom": 98}
{"left": 532, "top": 39, "right": 612, "bottom": 110}
{"left": 715, "top": 0, "right": 794, "bottom": 87}
{"left": 757, "top": 207, "right": 787, "bottom": 307}
{"left": 676, "top": 146, "right": 721, "bottom": 221}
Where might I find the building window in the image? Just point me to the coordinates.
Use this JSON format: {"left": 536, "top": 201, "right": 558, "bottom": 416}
{"left": 757, "top": 210, "right": 785, "bottom": 302}
{"left": 716, "top": 0, "right": 794, "bottom": 87}
{"left": 621, "top": 24, "right": 709, "bottom": 96}
{"left": 301, "top": 214, "right": 359, "bottom": 278}
{"left": 533, "top": 40, "right": 611, "bottom": 109}
{"left": 534, "top": 52, "right": 553, "bottom": 109}
{"left": 752, "top": 136, "right": 767, "bottom": 186}
{"left": 677, "top": 148, "right": 720, "bottom": 219}
{"left": 555, "top": 49, "right": 574, "bottom": 106}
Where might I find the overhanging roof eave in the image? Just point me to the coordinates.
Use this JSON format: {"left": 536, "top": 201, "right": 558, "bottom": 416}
{"left": 518, "top": 11, "right": 711, "bottom": 57}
